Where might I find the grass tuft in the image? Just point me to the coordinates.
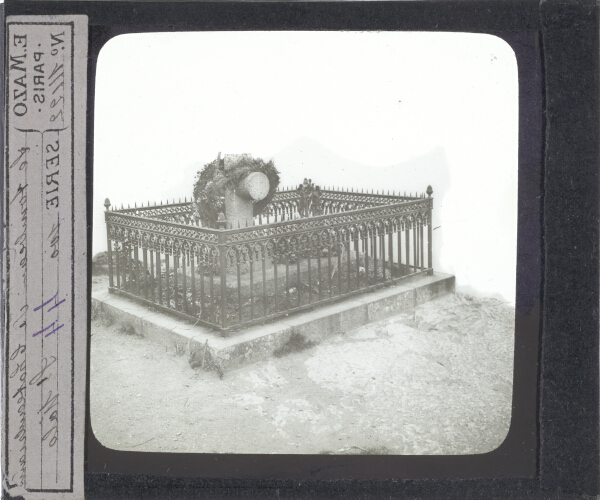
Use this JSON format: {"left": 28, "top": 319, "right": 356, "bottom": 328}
{"left": 273, "top": 332, "right": 316, "bottom": 358}
{"left": 118, "top": 322, "right": 142, "bottom": 337}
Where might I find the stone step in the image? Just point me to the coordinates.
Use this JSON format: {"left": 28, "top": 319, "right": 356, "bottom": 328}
{"left": 91, "top": 272, "right": 455, "bottom": 374}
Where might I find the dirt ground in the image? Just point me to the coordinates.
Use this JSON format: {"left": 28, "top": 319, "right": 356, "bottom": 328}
{"left": 90, "top": 293, "right": 514, "bottom": 455}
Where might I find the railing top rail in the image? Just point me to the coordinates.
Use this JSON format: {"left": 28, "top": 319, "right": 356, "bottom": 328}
{"left": 107, "top": 201, "right": 194, "bottom": 214}
{"left": 105, "top": 210, "right": 218, "bottom": 233}
{"left": 106, "top": 197, "right": 432, "bottom": 245}
{"left": 273, "top": 188, "right": 422, "bottom": 200}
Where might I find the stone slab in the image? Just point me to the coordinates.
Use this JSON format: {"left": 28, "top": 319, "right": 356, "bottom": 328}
{"left": 92, "top": 272, "right": 455, "bottom": 373}
{"left": 225, "top": 187, "right": 254, "bottom": 228}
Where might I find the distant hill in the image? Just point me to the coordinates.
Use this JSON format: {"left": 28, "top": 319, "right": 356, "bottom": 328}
{"left": 162, "top": 136, "right": 450, "bottom": 203}
{"left": 271, "top": 136, "right": 450, "bottom": 200}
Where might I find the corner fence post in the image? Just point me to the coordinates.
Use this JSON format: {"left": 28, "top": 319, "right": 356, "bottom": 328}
{"left": 104, "top": 198, "right": 114, "bottom": 289}
{"left": 218, "top": 228, "right": 228, "bottom": 333}
{"left": 427, "top": 185, "right": 433, "bottom": 274}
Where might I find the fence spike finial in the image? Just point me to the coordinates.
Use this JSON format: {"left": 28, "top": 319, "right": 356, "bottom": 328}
{"left": 160, "top": 200, "right": 163, "bottom": 205}
{"left": 128, "top": 204, "right": 130, "bottom": 209}
{"left": 135, "top": 202, "right": 137, "bottom": 208}
{"left": 104, "top": 198, "right": 111, "bottom": 211}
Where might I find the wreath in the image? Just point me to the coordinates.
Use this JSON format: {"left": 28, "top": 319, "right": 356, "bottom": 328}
{"left": 193, "top": 155, "right": 280, "bottom": 227}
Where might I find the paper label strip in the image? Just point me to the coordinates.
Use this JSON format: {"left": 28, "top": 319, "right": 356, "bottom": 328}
{"left": 3, "top": 15, "right": 88, "bottom": 500}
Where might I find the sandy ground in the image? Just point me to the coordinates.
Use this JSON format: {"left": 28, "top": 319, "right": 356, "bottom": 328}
{"left": 90, "top": 293, "right": 514, "bottom": 455}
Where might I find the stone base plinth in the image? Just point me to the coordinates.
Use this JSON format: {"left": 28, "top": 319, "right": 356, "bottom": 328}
{"left": 92, "top": 273, "right": 455, "bottom": 374}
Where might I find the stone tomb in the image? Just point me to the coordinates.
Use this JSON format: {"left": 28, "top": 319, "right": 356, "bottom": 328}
{"left": 222, "top": 153, "right": 270, "bottom": 228}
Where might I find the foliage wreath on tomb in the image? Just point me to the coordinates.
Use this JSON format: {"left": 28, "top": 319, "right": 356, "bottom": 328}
{"left": 192, "top": 155, "right": 280, "bottom": 227}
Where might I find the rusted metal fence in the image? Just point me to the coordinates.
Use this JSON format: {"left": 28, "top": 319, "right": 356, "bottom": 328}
{"left": 104, "top": 186, "right": 434, "bottom": 333}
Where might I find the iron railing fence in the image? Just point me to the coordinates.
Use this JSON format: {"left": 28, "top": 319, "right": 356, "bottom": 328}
{"left": 108, "top": 188, "right": 427, "bottom": 227}
{"left": 104, "top": 187, "right": 434, "bottom": 334}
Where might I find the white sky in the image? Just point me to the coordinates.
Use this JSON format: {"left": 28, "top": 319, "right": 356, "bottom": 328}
{"left": 94, "top": 31, "right": 518, "bottom": 303}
